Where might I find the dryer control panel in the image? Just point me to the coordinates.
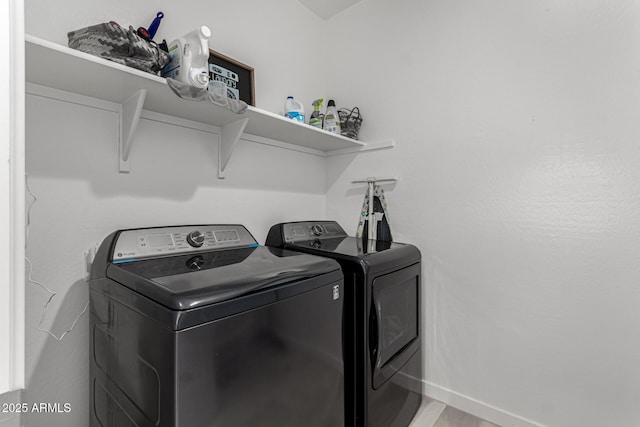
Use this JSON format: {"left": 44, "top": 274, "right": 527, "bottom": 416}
{"left": 111, "top": 225, "right": 258, "bottom": 262}
{"left": 279, "top": 221, "right": 348, "bottom": 243}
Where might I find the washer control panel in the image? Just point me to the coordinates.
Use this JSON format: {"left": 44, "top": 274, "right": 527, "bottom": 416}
{"left": 111, "top": 225, "right": 258, "bottom": 261}
{"left": 281, "top": 221, "right": 347, "bottom": 243}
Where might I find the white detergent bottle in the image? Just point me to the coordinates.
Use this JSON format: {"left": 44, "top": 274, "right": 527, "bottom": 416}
{"left": 162, "top": 26, "right": 211, "bottom": 89}
{"left": 323, "top": 99, "right": 341, "bottom": 134}
{"left": 284, "top": 96, "right": 305, "bottom": 123}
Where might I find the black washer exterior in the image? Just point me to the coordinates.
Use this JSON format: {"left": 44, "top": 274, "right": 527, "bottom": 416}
{"left": 89, "top": 225, "right": 345, "bottom": 427}
{"left": 266, "top": 221, "right": 422, "bottom": 427}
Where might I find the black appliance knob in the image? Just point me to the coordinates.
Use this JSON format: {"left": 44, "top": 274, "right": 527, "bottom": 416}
{"left": 186, "top": 255, "right": 205, "bottom": 270}
{"left": 311, "top": 224, "right": 323, "bottom": 236}
{"left": 187, "top": 230, "right": 205, "bottom": 247}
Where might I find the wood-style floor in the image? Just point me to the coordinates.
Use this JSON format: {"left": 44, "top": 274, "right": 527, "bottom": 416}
{"left": 409, "top": 397, "right": 500, "bottom": 427}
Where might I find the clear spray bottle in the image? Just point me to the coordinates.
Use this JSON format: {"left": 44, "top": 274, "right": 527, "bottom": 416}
{"left": 309, "top": 99, "right": 324, "bottom": 128}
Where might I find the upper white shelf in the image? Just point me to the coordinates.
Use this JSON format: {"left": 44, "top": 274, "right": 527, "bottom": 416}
{"left": 24, "top": 35, "right": 367, "bottom": 153}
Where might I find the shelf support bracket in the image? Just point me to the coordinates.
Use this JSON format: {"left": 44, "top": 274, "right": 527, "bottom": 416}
{"left": 119, "top": 89, "right": 147, "bottom": 173}
{"left": 218, "top": 117, "right": 249, "bottom": 179}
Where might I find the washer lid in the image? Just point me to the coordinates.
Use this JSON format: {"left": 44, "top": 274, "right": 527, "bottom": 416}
{"left": 292, "top": 236, "right": 405, "bottom": 257}
{"left": 106, "top": 245, "right": 340, "bottom": 310}
{"left": 268, "top": 220, "right": 407, "bottom": 256}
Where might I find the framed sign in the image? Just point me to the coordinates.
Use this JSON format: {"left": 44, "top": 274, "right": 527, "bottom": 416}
{"left": 208, "top": 50, "right": 255, "bottom": 106}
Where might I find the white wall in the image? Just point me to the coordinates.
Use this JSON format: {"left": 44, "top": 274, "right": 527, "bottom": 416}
{"left": 1, "top": 0, "right": 14, "bottom": 395}
{"left": 1, "top": 1, "right": 25, "bottom": 425}
{"left": 326, "top": 1, "right": 640, "bottom": 426}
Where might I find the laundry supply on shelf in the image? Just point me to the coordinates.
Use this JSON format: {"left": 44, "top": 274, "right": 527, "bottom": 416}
{"left": 284, "top": 96, "right": 305, "bottom": 123}
{"left": 323, "top": 99, "right": 341, "bottom": 134}
{"left": 161, "top": 26, "right": 212, "bottom": 89}
{"left": 309, "top": 99, "right": 324, "bottom": 128}
{"left": 67, "top": 22, "right": 171, "bottom": 75}
{"left": 166, "top": 78, "right": 248, "bottom": 114}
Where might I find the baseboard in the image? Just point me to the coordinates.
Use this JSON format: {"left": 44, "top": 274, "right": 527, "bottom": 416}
{"left": 422, "top": 381, "right": 546, "bottom": 427}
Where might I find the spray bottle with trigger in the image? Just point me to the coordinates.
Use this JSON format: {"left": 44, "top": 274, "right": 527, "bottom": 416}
{"left": 309, "top": 99, "right": 324, "bottom": 128}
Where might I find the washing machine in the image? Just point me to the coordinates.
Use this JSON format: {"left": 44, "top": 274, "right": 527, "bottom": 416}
{"left": 89, "top": 224, "right": 344, "bottom": 427}
{"left": 266, "top": 221, "right": 422, "bottom": 427}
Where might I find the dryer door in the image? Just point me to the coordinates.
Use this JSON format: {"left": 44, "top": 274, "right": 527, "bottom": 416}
{"left": 369, "top": 262, "right": 421, "bottom": 389}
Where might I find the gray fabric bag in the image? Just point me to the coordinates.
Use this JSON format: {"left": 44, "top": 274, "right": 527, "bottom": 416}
{"left": 68, "top": 22, "right": 171, "bottom": 74}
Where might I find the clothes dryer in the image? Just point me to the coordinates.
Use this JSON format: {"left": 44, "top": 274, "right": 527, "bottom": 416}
{"left": 266, "top": 221, "right": 422, "bottom": 427}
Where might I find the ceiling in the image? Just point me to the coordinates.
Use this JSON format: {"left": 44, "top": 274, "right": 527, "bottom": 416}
{"left": 297, "top": 0, "right": 363, "bottom": 20}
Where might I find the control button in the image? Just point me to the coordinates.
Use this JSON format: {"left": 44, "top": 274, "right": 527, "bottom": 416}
{"left": 311, "top": 224, "right": 324, "bottom": 236}
{"left": 186, "top": 255, "right": 205, "bottom": 270}
{"left": 187, "top": 230, "right": 205, "bottom": 247}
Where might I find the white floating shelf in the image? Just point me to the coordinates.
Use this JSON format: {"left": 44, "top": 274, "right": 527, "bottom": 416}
{"left": 25, "top": 35, "right": 391, "bottom": 176}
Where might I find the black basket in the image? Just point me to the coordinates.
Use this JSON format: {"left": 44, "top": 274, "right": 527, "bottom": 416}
{"left": 338, "top": 107, "right": 363, "bottom": 140}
